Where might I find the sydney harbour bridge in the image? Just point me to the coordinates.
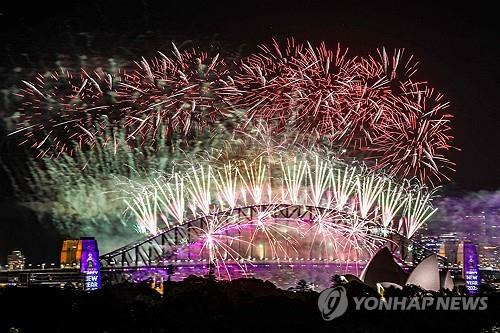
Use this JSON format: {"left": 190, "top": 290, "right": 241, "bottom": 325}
{"left": 98, "top": 203, "right": 441, "bottom": 288}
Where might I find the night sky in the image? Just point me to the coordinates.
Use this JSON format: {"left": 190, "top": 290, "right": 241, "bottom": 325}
{"left": 0, "top": 1, "right": 498, "bottom": 262}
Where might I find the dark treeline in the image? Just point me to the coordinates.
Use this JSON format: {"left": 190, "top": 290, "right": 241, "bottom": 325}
{"left": 0, "top": 276, "right": 498, "bottom": 333}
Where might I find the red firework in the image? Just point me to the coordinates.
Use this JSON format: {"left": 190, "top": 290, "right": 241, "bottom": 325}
{"left": 12, "top": 68, "right": 121, "bottom": 157}
{"left": 232, "top": 38, "right": 353, "bottom": 135}
{"left": 331, "top": 48, "right": 420, "bottom": 149}
{"left": 11, "top": 39, "right": 455, "bottom": 184}
{"left": 365, "top": 83, "right": 455, "bottom": 185}
{"left": 115, "top": 44, "right": 239, "bottom": 141}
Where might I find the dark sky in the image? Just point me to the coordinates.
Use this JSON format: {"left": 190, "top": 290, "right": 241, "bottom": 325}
{"left": 0, "top": 1, "right": 498, "bottom": 262}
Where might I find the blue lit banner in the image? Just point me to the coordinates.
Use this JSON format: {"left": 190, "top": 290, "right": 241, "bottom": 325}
{"left": 80, "top": 238, "right": 101, "bottom": 291}
{"left": 463, "top": 242, "right": 480, "bottom": 295}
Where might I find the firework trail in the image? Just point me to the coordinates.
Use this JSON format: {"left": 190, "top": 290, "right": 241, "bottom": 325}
{"left": 398, "top": 189, "right": 437, "bottom": 238}
{"left": 302, "top": 208, "right": 344, "bottom": 260}
{"left": 191, "top": 213, "right": 252, "bottom": 279}
{"left": 238, "top": 158, "right": 268, "bottom": 205}
{"left": 124, "top": 186, "right": 159, "bottom": 234}
{"left": 155, "top": 173, "right": 185, "bottom": 226}
{"left": 378, "top": 180, "right": 406, "bottom": 228}
{"left": 246, "top": 204, "right": 301, "bottom": 260}
{"left": 121, "top": 148, "right": 436, "bottom": 277}
{"left": 213, "top": 161, "right": 239, "bottom": 209}
{"left": 306, "top": 155, "right": 330, "bottom": 206}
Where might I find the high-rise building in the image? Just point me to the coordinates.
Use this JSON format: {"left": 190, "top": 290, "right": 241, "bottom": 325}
{"left": 60, "top": 239, "right": 82, "bottom": 269}
{"left": 479, "top": 245, "right": 499, "bottom": 269}
{"left": 438, "top": 233, "right": 460, "bottom": 266}
{"left": 60, "top": 237, "right": 101, "bottom": 290}
{"left": 461, "top": 241, "right": 480, "bottom": 295}
{"left": 420, "top": 235, "right": 441, "bottom": 254}
{"left": 7, "top": 250, "right": 25, "bottom": 271}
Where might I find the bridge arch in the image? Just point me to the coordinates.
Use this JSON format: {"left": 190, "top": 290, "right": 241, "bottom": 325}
{"left": 100, "top": 203, "right": 427, "bottom": 273}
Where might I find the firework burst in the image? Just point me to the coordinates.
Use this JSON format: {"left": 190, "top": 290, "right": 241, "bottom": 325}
{"left": 120, "top": 147, "right": 436, "bottom": 279}
{"left": 366, "top": 83, "right": 455, "bottom": 184}
{"left": 12, "top": 39, "right": 455, "bottom": 184}
{"left": 191, "top": 213, "right": 252, "bottom": 278}
{"left": 12, "top": 68, "right": 120, "bottom": 157}
{"left": 116, "top": 46, "right": 239, "bottom": 141}
{"left": 8, "top": 39, "right": 452, "bottom": 278}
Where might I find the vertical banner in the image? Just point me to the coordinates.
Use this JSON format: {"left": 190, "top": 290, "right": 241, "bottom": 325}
{"left": 80, "top": 238, "right": 101, "bottom": 291}
{"left": 462, "top": 242, "right": 480, "bottom": 295}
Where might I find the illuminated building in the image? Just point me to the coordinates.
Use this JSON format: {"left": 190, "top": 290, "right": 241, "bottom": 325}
{"left": 151, "top": 275, "right": 164, "bottom": 295}
{"left": 406, "top": 254, "right": 441, "bottom": 291}
{"left": 60, "top": 239, "right": 82, "bottom": 269}
{"left": 438, "top": 233, "right": 460, "bottom": 266}
{"left": 479, "top": 245, "right": 499, "bottom": 269}
{"left": 60, "top": 237, "right": 101, "bottom": 290}
{"left": 7, "top": 250, "right": 25, "bottom": 271}
{"left": 420, "top": 235, "right": 441, "bottom": 254}
{"left": 359, "top": 247, "right": 453, "bottom": 292}
{"left": 461, "top": 241, "right": 480, "bottom": 295}
{"left": 457, "top": 241, "right": 464, "bottom": 268}
{"left": 0, "top": 238, "right": 101, "bottom": 290}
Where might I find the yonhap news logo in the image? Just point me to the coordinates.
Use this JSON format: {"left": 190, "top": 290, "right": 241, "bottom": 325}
{"left": 317, "top": 286, "right": 348, "bottom": 320}
{"left": 318, "top": 286, "right": 488, "bottom": 321}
